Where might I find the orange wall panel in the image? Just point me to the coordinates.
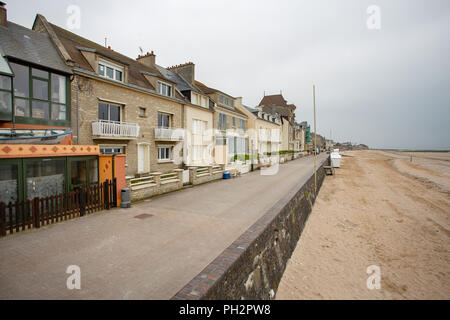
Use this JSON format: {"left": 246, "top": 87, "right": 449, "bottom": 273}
{"left": 114, "top": 155, "right": 126, "bottom": 206}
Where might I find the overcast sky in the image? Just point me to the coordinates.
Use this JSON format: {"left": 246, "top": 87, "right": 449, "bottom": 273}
{"left": 6, "top": 0, "right": 450, "bottom": 149}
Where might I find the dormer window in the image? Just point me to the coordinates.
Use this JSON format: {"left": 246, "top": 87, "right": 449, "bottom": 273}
{"left": 158, "top": 81, "right": 172, "bottom": 97}
{"left": 98, "top": 59, "right": 123, "bottom": 82}
{"left": 192, "top": 92, "right": 208, "bottom": 108}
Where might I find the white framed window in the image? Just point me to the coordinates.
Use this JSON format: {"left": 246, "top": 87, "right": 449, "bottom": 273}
{"left": 99, "top": 145, "right": 125, "bottom": 155}
{"left": 158, "top": 146, "right": 172, "bottom": 161}
{"left": 158, "top": 81, "right": 172, "bottom": 97}
{"left": 158, "top": 112, "right": 171, "bottom": 128}
{"left": 192, "top": 92, "right": 208, "bottom": 108}
{"left": 98, "top": 59, "right": 123, "bottom": 82}
{"left": 98, "top": 102, "right": 122, "bottom": 122}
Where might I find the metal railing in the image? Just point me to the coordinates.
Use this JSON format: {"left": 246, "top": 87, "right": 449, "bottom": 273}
{"left": 92, "top": 120, "right": 140, "bottom": 138}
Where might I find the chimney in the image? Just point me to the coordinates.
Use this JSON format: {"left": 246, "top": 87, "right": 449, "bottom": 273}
{"left": 136, "top": 51, "right": 156, "bottom": 68}
{"left": 0, "top": 2, "right": 7, "bottom": 27}
{"left": 167, "top": 62, "right": 195, "bottom": 84}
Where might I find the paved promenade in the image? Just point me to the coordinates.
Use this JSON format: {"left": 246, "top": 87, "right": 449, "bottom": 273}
{"left": 0, "top": 154, "right": 327, "bottom": 299}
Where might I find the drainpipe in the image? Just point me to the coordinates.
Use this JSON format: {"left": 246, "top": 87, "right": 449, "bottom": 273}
{"left": 76, "top": 74, "right": 79, "bottom": 145}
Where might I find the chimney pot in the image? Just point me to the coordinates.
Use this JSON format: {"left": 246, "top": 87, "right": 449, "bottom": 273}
{"left": 0, "top": 1, "right": 7, "bottom": 27}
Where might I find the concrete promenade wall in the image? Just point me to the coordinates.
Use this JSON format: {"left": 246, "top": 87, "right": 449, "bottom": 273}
{"left": 172, "top": 157, "right": 328, "bottom": 300}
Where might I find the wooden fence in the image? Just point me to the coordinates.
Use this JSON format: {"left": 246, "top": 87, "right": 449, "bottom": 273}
{"left": 0, "top": 179, "right": 117, "bottom": 237}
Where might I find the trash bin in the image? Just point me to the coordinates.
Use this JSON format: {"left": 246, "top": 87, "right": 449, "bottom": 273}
{"left": 223, "top": 171, "right": 231, "bottom": 179}
{"left": 330, "top": 152, "right": 341, "bottom": 168}
{"left": 121, "top": 188, "right": 131, "bottom": 208}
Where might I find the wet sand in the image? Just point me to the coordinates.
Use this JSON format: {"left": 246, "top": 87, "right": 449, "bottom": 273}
{"left": 276, "top": 150, "right": 450, "bottom": 299}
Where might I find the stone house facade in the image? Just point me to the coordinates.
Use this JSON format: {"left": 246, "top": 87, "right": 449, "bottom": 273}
{"left": 160, "top": 63, "right": 215, "bottom": 167}
{"left": 258, "top": 94, "right": 296, "bottom": 152}
{"left": 195, "top": 81, "right": 249, "bottom": 165}
{"left": 33, "top": 14, "right": 188, "bottom": 177}
{"left": 237, "top": 105, "right": 282, "bottom": 159}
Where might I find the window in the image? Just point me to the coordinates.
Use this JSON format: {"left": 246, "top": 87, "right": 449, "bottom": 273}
{"left": 192, "top": 119, "right": 207, "bottom": 162}
{"left": 219, "top": 95, "right": 223, "bottom": 104}
{"left": 0, "top": 75, "right": 12, "bottom": 115}
{"left": 98, "top": 102, "right": 121, "bottom": 122}
{"left": 239, "top": 119, "right": 246, "bottom": 130}
{"left": 100, "top": 146, "right": 125, "bottom": 155}
{"left": 158, "top": 82, "right": 172, "bottom": 97}
{"left": 26, "top": 159, "right": 65, "bottom": 200}
{"left": 139, "top": 107, "right": 146, "bottom": 117}
{"left": 232, "top": 117, "right": 236, "bottom": 127}
{"left": 230, "top": 100, "right": 234, "bottom": 107}
{"left": 158, "top": 113, "right": 171, "bottom": 128}
{"left": 9, "top": 62, "right": 68, "bottom": 122}
{"left": 192, "top": 93, "right": 208, "bottom": 108}
{"left": 158, "top": 146, "right": 171, "bottom": 161}
{"left": 224, "top": 97, "right": 229, "bottom": 106}
{"left": 218, "top": 113, "right": 227, "bottom": 130}
{"left": 215, "top": 136, "right": 227, "bottom": 145}
{"left": 98, "top": 59, "right": 123, "bottom": 82}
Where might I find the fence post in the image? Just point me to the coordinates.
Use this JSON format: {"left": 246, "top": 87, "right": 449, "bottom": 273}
{"left": 79, "top": 188, "right": 87, "bottom": 216}
{"left": 188, "top": 167, "right": 197, "bottom": 185}
{"left": 0, "top": 203, "right": 5, "bottom": 237}
{"left": 112, "top": 178, "right": 117, "bottom": 207}
{"left": 103, "top": 179, "right": 110, "bottom": 210}
{"left": 32, "top": 197, "right": 40, "bottom": 229}
{"left": 150, "top": 172, "right": 162, "bottom": 194}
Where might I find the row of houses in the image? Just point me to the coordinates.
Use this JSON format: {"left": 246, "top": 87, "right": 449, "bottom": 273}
{"left": 0, "top": 3, "right": 313, "bottom": 204}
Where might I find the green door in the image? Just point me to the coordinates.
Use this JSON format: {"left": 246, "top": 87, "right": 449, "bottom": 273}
{"left": 67, "top": 156, "right": 99, "bottom": 191}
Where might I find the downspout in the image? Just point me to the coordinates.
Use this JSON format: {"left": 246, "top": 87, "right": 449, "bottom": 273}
{"left": 76, "top": 74, "right": 79, "bottom": 145}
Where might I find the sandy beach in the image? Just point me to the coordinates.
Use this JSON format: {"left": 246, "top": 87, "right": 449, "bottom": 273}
{"left": 276, "top": 150, "right": 450, "bottom": 299}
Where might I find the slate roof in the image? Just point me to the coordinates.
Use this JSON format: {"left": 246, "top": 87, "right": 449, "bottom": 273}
{"left": 0, "top": 21, "right": 72, "bottom": 74}
{"left": 47, "top": 21, "right": 169, "bottom": 90}
{"left": 0, "top": 48, "right": 12, "bottom": 75}
{"left": 156, "top": 65, "right": 193, "bottom": 92}
{"left": 243, "top": 105, "right": 280, "bottom": 124}
{"left": 258, "top": 94, "right": 288, "bottom": 108}
{"left": 194, "top": 80, "right": 218, "bottom": 95}
{"left": 258, "top": 94, "right": 296, "bottom": 118}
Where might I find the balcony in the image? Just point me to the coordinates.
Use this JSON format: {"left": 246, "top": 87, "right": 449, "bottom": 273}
{"left": 154, "top": 127, "right": 184, "bottom": 141}
{"left": 92, "top": 120, "right": 140, "bottom": 140}
{"left": 259, "top": 133, "right": 270, "bottom": 142}
{"left": 271, "top": 135, "right": 282, "bottom": 143}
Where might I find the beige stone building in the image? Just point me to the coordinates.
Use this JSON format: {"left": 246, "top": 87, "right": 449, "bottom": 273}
{"left": 294, "top": 122, "right": 307, "bottom": 152}
{"left": 257, "top": 94, "right": 296, "bottom": 152}
{"left": 195, "top": 81, "right": 249, "bottom": 165}
{"left": 236, "top": 105, "right": 282, "bottom": 159}
{"left": 33, "top": 15, "right": 196, "bottom": 177}
{"left": 159, "top": 63, "right": 214, "bottom": 167}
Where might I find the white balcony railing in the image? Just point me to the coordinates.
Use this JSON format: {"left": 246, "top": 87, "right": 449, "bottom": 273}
{"left": 271, "top": 135, "right": 282, "bottom": 143}
{"left": 154, "top": 127, "right": 184, "bottom": 141}
{"left": 259, "top": 133, "right": 270, "bottom": 142}
{"left": 92, "top": 120, "right": 140, "bottom": 138}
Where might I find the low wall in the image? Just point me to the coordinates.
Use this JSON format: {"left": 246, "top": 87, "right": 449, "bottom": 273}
{"left": 189, "top": 165, "right": 224, "bottom": 186}
{"left": 127, "top": 169, "right": 183, "bottom": 202}
{"left": 172, "top": 157, "right": 328, "bottom": 300}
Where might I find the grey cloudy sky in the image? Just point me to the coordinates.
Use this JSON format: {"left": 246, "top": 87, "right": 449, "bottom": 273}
{"left": 7, "top": 0, "right": 450, "bottom": 149}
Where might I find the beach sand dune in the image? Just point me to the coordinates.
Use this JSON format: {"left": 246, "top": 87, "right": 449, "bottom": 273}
{"left": 276, "top": 150, "right": 450, "bottom": 299}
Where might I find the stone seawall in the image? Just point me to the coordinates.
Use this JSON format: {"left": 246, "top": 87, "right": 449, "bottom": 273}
{"left": 172, "top": 158, "right": 328, "bottom": 300}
